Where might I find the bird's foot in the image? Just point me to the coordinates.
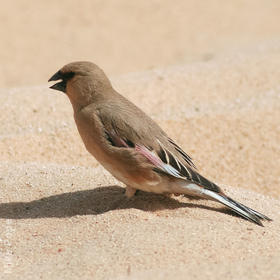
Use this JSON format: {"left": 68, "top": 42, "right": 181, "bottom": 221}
{"left": 164, "top": 193, "right": 181, "bottom": 198}
{"left": 125, "top": 186, "right": 137, "bottom": 198}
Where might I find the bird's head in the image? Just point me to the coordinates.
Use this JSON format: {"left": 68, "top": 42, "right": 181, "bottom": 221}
{"left": 48, "top": 61, "right": 113, "bottom": 108}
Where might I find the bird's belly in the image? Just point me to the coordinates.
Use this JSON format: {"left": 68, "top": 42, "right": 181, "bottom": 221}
{"left": 93, "top": 151, "right": 170, "bottom": 194}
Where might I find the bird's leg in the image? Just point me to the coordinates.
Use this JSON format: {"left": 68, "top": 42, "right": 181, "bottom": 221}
{"left": 163, "top": 192, "right": 180, "bottom": 198}
{"left": 125, "top": 186, "right": 137, "bottom": 198}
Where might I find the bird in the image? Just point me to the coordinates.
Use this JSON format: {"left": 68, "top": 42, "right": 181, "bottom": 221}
{"left": 48, "top": 61, "right": 271, "bottom": 226}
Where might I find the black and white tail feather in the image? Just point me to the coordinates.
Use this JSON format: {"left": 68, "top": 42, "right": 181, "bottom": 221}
{"left": 154, "top": 139, "right": 272, "bottom": 226}
{"left": 203, "top": 189, "right": 271, "bottom": 226}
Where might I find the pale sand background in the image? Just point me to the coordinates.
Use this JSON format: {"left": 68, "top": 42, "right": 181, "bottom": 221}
{"left": 1, "top": 1, "right": 280, "bottom": 279}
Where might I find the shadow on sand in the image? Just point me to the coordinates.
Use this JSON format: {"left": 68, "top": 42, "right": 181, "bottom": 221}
{"left": 0, "top": 185, "right": 235, "bottom": 220}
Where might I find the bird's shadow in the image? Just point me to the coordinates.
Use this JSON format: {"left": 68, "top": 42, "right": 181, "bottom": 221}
{"left": 0, "top": 185, "right": 235, "bottom": 220}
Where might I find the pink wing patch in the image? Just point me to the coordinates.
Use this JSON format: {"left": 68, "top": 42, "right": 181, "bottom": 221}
{"left": 135, "top": 144, "right": 162, "bottom": 168}
{"left": 105, "top": 130, "right": 185, "bottom": 179}
{"left": 135, "top": 144, "right": 185, "bottom": 179}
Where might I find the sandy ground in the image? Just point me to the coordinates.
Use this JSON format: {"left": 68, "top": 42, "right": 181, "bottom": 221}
{"left": 1, "top": 0, "right": 280, "bottom": 88}
{"left": 1, "top": 1, "right": 280, "bottom": 280}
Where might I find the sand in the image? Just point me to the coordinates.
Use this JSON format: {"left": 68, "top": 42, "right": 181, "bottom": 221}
{"left": 1, "top": 1, "right": 280, "bottom": 279}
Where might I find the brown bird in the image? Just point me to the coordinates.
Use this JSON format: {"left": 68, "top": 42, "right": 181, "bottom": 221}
{"left": 48, "top": 61, "right": 271, "bottom": 226}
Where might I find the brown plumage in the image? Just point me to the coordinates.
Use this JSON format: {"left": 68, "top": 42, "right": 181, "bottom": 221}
{"left": 48, "top": 61, "right": 271, "bottom": 226}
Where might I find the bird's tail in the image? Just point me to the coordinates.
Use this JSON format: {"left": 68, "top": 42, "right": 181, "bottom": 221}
{"left": 203, "top": 189, "right": 272, "bottom": 226}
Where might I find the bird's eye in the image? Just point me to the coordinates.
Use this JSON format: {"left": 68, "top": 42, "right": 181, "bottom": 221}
{"left": 64, "top": 71, "right": 75, "bottom": 81}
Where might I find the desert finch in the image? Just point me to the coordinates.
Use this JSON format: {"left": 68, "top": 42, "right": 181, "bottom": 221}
{"left": 48, "top": 61, "right": 271, "bottom": 226}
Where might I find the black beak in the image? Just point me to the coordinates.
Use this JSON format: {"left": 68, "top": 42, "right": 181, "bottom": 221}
{"left": 48, "top": 71, "right": 66, "bottom": 93}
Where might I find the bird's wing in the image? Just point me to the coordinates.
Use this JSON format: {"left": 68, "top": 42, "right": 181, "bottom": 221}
{"left": 96, "top": 102, "right": 220, "bottom": 193}
{"left": 136, "top": 139, "right": 221, "bottom": 193}
{"left": 167, "top": 137, "right": 196, "bottom": 169}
